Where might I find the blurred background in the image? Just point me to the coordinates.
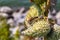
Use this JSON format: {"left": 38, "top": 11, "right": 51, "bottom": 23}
{"left": 0, "top": 0, "right": 32, "bottom": 9}
{"left": 0, "top": 0, "right": 33, "bottom": 40}
{"left": 0, "top": 0, "right": 60, "bottom": 40}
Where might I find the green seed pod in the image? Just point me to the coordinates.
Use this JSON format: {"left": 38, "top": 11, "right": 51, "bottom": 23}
{"left": 22, "top": 20, "right": 50, "bottom": 37}
{"left": 25, "top": 5, "right": 41, "bottom": 28}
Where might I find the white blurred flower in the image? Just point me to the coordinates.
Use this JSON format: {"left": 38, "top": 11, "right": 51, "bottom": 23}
{"left": 0, "top": 13, "right": 8, "bottom": 17}
{"left": 56, "top": 11, "right": 60, "bottom": 19}
{"left": 19, "top": 7, "right": 25, "bottom": 13}
{"left": 48, "top": 9, "right": 56, "bottom": 19}
{"left": 12, "top": 7, "right": 27, "bottom": 26}
{"left": 56, "top": 11, "right": 60, "bottom": 25}
{"left": 48, "top": 12, "right": 53, "bottom": 19}
{"left": 11, "top": 27, "right": 19, "bottom": 34}
{"left": 0, "top": 6, "right": 12, "bottom": 13}
{"left": 7, "top": 18, "right": 14, "bottom": 26}
{"left": 10, "top": 26, "right": 19, "bottom": 37}
{"left": 52, "top": 9, "right": 56, "bottom": 13}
